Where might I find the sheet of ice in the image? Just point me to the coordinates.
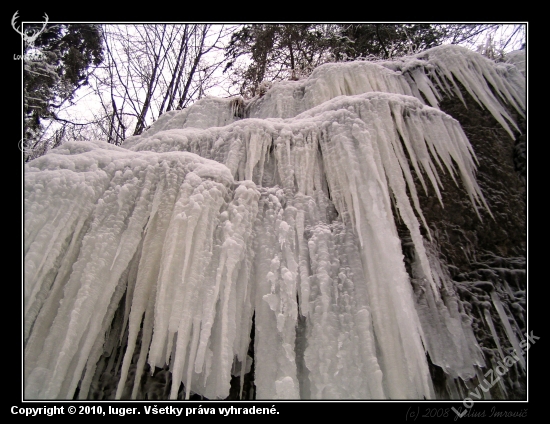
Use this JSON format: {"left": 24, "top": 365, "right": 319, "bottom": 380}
{"left": 23, "top": 93, "right": 489, "bottom": 399}
{"left": 24, "top": 45, "right": 525, "bottom": 400}
{"left": 24, "top": 140, "right": 256, "bottom": 399}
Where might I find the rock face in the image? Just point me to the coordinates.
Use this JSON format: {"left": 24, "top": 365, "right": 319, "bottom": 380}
{"left": 413, "top": 80, "right": 526, "bottom": 400}
{"left": 23, "top": 46, "right": 526, "bottom": 400}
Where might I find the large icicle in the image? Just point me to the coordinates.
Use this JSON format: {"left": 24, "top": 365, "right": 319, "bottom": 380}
{"left": 392, "top": 45, "right": 525, "bottom": 138}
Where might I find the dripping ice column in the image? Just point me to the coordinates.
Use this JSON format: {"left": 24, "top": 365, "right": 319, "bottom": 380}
{"left": 320, "top": 111, "right": 434, "bottom": 399}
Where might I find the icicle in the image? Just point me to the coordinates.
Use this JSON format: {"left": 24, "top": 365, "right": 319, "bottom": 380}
{"left": 490, "top": 291, "right": 526, "bottom": 370}
{"left": 483, "top": 307, "right": 506, "bottom": 361}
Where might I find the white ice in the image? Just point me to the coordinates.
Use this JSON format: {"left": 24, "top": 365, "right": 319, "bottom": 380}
{"left": 24, "top": 45, "right": 525, "bottom": 399}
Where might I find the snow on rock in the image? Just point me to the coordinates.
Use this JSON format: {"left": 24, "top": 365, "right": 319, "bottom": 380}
{"left": 24, "top": 45, "right": 526, "bottom": 400}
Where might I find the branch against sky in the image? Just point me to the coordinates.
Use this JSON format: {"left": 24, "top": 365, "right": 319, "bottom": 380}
{"left": 39, "top": 24, "right": 237, "bottom": 149}
{"left": 32, "top": 23, "right": 525, "bottom": 155}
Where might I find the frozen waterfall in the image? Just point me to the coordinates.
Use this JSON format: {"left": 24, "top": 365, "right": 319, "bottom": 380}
{"left": 24, "top": 45, "right": 526, "bottom": 400}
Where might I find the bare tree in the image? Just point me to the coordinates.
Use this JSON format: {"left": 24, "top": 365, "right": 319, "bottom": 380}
{"left": 36, "top": 24, "right": 234, "bottom": 151}
{"left": 95, "top": 24, "right": 233, "bottom": 138}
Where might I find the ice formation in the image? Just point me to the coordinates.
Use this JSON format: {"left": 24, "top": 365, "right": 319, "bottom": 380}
{"left": 24, "top": 45, "right": 526, "bottom": 400}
